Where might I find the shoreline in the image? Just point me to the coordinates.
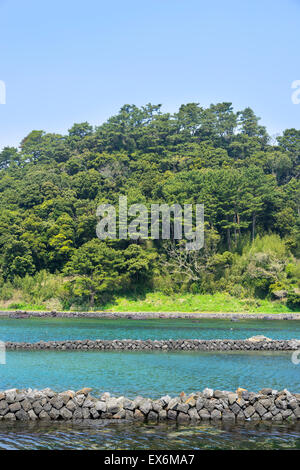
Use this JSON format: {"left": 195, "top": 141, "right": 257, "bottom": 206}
{"left": 0, "top": 310, "right": 300, "bottom": 320}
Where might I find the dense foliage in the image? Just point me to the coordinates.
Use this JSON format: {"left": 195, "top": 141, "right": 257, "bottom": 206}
{"left": 0, "top": 103, "right": 299, "bottom": 309}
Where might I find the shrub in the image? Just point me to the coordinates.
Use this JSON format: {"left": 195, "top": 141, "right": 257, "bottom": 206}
{"left": 286, "top": 291, "right": 300, "bottom": 311}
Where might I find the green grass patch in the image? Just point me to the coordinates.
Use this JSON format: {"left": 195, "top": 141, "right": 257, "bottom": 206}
{"left": 0, "top": 291, "right": 297, "bottom": 313}
{"left": 100, "top": 292, "right": 296, "bottom": 313}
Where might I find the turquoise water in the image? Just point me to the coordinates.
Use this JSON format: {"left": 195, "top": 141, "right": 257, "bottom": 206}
{"left": 0, "top": 420, "right": 300, "bottom": 450}
{"left": 1, "top": 317, "right": 300, "bottom": 342}
{"left": 1, "top": 317, "right": 300, "bottom": 450}
{"left": 1, "top": 349, "right": 299, "bottom": 397}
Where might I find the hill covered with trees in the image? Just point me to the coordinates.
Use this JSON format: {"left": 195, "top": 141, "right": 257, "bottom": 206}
{"left": 0, "top": 103, "right": 299, "bottom": 311}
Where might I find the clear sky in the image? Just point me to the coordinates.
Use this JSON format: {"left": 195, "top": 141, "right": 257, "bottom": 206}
{"left": 0, "top": 0, "right": 299, "bottom": 150}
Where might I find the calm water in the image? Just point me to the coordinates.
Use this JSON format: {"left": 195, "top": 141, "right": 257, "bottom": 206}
{"left": 0, "top": 420, "right": 300, "bottom": 450}
{"left": 1, "top": 349, "right": 299, "bottom": 396}
{"left": 0, "top": 317, "right": 300, "bottom": 342}
{"left": 1, "top": 317, "right": 300, "bottom": 450}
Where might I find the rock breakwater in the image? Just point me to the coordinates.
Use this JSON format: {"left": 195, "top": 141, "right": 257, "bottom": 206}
{"left": 1, "top": 387, "right": 300, "bottom": 422}
{"left": 5, "top": 338, "right": 300, "bottom": 351}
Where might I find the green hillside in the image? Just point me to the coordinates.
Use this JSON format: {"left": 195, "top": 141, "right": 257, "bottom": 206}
{"left": 0, "top": 103, "right": 299, "bottom": 311}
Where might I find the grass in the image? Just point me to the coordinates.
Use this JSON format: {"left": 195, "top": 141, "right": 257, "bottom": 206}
{"left": 0, "top": 291, "right": 297, "bottom": 313}
{"left": 100, "top": 292, "right": 296, "bottom": 314}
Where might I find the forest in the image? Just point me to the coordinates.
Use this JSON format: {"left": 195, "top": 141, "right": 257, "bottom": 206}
{"left": 0, "top": 102, "right": 299, "bottom": 311}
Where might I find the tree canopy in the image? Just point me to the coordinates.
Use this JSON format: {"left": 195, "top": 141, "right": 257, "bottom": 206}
{"left": 0, "top": 102, "right": 299, "bottom": 308}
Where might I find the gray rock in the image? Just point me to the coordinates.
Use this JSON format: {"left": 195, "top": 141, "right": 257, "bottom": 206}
{"left": 188, "top": 408, "right": 199, "bottom": 421}
{"left": 50, "top": 397, "right": 64, "bottom": 410}
{"left": 82, "top": 399, "right": 94, "bottom": 408}
{"left": 199, "top": 409, "right": 210, "bottom": 420}
{"left": 260, "top": 388, "right": 273, "bottom": 395}
{"left": 33, "top": 402, "right": 43, "bottom": 414}
{"left": 28, "top": 409, "right": 38, "bottom": 420}
{"left": 160, "top": 395, "right": 171, "bottom": 406}
{"left": 254, "top": 402, "right": 267, "bottom": 417}
{"left": 275, "top": 397, "right": 287, "bottom": 410}
{"left": 15, "top": 409, "right": 29, "bottom": 421}
{"left": 90, "top": 408, "right": 100, "bottom": 419}
{"left": 228, "top": 393, "right": 238, "bottom": 405}
{"left": 9, "top": 402, "right": 21, "bottom": 413}
{"left": 152, "top": 401, "right": 163, "bottom": 413}
{"left": 21, "top": 399, "right": 32, "bottom": 412}
{"left": 287, "top": 399, "right": 298, "bottom": 410}
{"left": 49, "top": 408, "right": 60, "bottom": 420}
{"left": 259, "top": 398, "right": 272, "bottom": 409}
{"left": 41, "top": 388, "right": 56, "bottom": 398}
{"left": 196, "top": 397, "right": 204, "bottom": 411}
{"left": 66, "top": 400, "right": 76, "bottom": 412}
{"left": 112, "top": 409, "right": 126, "bottom": 419}
{"left": 125, "top": 410, "right": 134, "bottom": 419}
{"left": 167, "top": 397, "right": 180, "bottom": 410}
{"left": 0, "top": 407, "right": 8, "bottom": 416}
{"left": 82, "top": 408, "right": 90, "bottom": 419}
{"left": 134, "top": 409, "right": 144, "bottom": 421}
{"left": 211, "top": 409, "right": 222, "bottom": 420}
{"left": 139, "top": 399, "right": 152, "bottom": 415}
{"left": 167, "top": 409, "right": 177, "bottom": 420}
{"left": 282, "top": 409, "right": 293, "bottom": 418}
{"left": 270, "top": 406, "right": 280, "bottom": 416}
{"left": 244, "top": 406, "right": 256, "bottom": 418}
{"left": 263, "top": 412, "right": 272, "bottom": 420}
{"left": 203, "top": 388, "right": 214, "bottom": 398}
{"left": 43, "top": 403, "right": 52, "bottom": 412}
{"left": 5, "top": 390, "right": 16, "bottom": 404}
{"left": 74, "top": 394, "right": 85, "bottom": 406}
{"left": 123, "top": 398, "right": 135, "bottom": 410}
{"left": 4, "top": 412, "right": 16, "bottom": 420}
{"left": 73, "top": 408, "right": 83, "bottom": 419}
{"left": 177, "top": 403, "right": 189, "bottom": 413}
{"left": 95, "top": 401, "right": 107, "bottom": 412}
{"left": 230, "top": 403, "right": 241, "bottom": 415}
{"left": 39, "top": 410, "right": 50, "bottom": 420}
{"left": 177, "top": 412, "right": 190, "bottom": 423}
{"left": 107, "top": 398, "right": 121, "bottom": 414}
{"left": 59, "top": 392, "right": 73, "bottom": 404}
{"left": 213, "top": 390, "right": 225, "bottom": 399}
{"left": 158, "top": 409, "right": 167, "bottom": 420}
{"left": 272, "top": 413, "right": 283, "bottom": 422}
{"left": 60, "top": 407, "right": 73, "bottom": 420}
{"left": 147, "top": 411, "right": 158, "bottom": 422}
{"left": 293, "top": 407, "right": 300, "bottom": 418}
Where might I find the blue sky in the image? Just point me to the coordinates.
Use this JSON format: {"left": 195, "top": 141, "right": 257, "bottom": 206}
{"left": 0, "top": 0, "right": 299, "bottom": 149}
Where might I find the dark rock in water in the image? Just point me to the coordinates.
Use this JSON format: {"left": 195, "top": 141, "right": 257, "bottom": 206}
{"left": 9, "top": 311, "right": 27, "bottom": 319}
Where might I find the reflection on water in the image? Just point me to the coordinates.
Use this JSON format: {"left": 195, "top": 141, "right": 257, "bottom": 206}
{"left": 0, "top": 420, "right": 299, "bottom": 450}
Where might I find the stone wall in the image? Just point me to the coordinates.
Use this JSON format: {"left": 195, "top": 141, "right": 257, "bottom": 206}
{"left": 5, "top": 338, "right": 300, "bottom": 351}
{"left": 1, "top": 387, "right": 300, "bottom": 422}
